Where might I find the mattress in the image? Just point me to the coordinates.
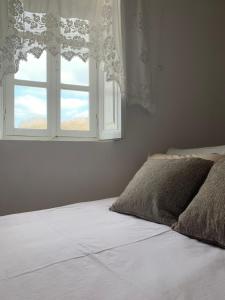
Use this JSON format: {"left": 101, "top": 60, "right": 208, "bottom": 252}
{"left": 1, "top": 198, "right": 225, "bottom": 300}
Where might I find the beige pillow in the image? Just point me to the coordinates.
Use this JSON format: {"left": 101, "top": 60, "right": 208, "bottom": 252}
{"left": 110, "top": 157, "right": 213, "bottom": 226}
{"left": 167, "top": 145, "right": 225, "bottom": 155}
{"left": 172, "top": 158, "right": 225, "bottom": 248}
{"left": 150, "top": 153, "right": 224, "bottom": 162}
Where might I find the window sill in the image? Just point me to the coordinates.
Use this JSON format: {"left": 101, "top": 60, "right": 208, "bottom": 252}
{"left": 0, "top": 135, "right": 122, "bottom": 142}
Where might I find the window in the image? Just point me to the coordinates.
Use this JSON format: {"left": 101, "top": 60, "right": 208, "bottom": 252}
{"left": 0, "top": 0, "right": 124, "bottom": 141}
{"left": 2, "top": 52, "right": 121, "bottom": 141}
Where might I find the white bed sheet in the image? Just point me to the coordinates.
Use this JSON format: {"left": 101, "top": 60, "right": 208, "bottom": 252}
{"left": 0, "top": 198, "right": 225, "bottom": 300}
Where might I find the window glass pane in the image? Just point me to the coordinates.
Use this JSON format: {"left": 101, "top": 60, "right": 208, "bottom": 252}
{"left": 14, "top": 85, "right": 47, "bottom": 129}
{"left": 61, "top": 90, "right": 89, "bottom": 131}
{"left": 15, "top": 51, "right": 47, "bottom": 82}
{"left": 61, "top": 56, "right": 89, "bottom": 86}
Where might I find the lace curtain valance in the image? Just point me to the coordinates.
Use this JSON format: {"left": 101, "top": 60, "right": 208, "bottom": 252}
{"left": 0, "top": 0, "right": 156, "bottom": 112}
{"left": 0, "top": 0, "right": 124, "bottom": 91}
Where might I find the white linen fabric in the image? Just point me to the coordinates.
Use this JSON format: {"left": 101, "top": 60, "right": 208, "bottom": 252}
{"left": 0, "top": 0, "right": 124, "bottom": 93}
{"left": 1, "top": 198, "right": 225, "bottom": 300}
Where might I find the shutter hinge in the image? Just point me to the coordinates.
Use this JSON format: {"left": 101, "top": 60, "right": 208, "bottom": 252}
{"left": 96, "top": 113, "right": 99, "bottom": 130}
{"left": 3, "top": 108, "right": 6, "bottom": 121}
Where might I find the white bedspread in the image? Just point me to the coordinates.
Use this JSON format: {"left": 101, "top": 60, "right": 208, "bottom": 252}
{"left": 0, "top": 198, "right": 225, "bottom": 300}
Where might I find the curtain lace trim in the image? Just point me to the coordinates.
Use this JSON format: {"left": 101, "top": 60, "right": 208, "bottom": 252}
{"left": 0, "top": 0, "right": 124, "bottom": 93}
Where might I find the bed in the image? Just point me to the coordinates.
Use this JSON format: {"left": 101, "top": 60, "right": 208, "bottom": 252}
{"left": 1, "top": 197, "right": 225, "bottom": 300}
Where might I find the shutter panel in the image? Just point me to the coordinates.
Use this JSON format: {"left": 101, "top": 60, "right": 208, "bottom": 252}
{"left": 0, "top": 84, "right": 4, "bottom": 138}
{"left": 98, "top": 66, "right": 122, "bottom": 140}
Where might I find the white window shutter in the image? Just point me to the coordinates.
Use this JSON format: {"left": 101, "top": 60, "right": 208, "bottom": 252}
{"left": 98, "top": 66, "right": 122, "bottom": 140}
{"left": 0, "top": 84, "right": 4, "bottom": 139}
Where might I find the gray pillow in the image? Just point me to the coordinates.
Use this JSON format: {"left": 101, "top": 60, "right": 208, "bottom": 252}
{"left": 172, "top": 158, "right": 225, "bottom": 248}
{"left": 110, "top": 158, "right": 213, "bottom": 226}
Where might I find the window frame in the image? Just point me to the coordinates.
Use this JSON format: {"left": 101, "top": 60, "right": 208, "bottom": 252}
{"left": 4, "top": 74, "right": 50, "bottom": 138}
{"left": 56, "top": 54, "right": 97, "bottom": 138}
{"left": 3, "top": 51, "right": 98, "bottom": 139}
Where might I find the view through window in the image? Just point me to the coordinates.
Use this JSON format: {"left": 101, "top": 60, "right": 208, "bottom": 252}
{"left": 14, "top": 52, "right": 90, "bottom": 132}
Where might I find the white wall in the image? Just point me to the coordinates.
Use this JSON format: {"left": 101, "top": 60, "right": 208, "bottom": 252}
{"left": 0, "top": 0, "right": 225, "bottom": 215}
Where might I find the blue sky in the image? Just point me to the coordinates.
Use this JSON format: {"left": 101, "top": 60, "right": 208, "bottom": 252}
{"left": 15, "top": 86, "right": 89, "bottom": 128}
{"left": 15, "top": 86, "right": 47, "bottom": 128}
{"left": 14, "top": 52, "right": 89, "bottom": 128}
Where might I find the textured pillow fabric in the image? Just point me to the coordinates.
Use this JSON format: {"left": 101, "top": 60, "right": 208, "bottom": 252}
{"left": 151, "top": 153, "right": 224, "bottom": 162}
{"left": 167, "top": 145, "right": 225, "bottom": 155}
{"left": 110, "top": 158, "right": 213, "bottom": 226}
{"left": 172, "top": 158, "right": 225, "bottom": 248}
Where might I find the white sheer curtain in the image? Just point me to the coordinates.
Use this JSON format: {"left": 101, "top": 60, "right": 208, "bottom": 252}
{"left": 0, "top": 0, "right": 124, "bottom": 92}
{"left": 124, "top": 0, "right": 155, "bottom": 112}
{"left": 0, "top": 0, "right": 156, "bottom": 112}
